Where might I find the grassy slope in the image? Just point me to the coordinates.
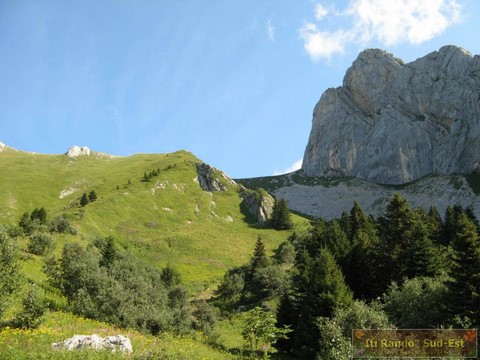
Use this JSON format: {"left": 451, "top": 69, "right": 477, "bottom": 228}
{"left": 0, "top": 311, "right": 236, "bottom": 359}
{"left": 0, "top": 148, "right": 306, "bottom": 359}
{"left": 0, "top": 149, "right": 308, "bottom": 287}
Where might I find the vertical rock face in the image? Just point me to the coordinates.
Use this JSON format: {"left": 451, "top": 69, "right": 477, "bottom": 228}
{"left": 302, "top": 46, "right": 480, "bottom": 184}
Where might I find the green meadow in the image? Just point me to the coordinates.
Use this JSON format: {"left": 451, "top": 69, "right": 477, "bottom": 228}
{"left": 0, "top": 148, "right": 307, "bottom": 358}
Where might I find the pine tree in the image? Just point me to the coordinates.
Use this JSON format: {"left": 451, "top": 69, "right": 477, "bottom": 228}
{"left": 37, "top": 207, "right": 47, "bottom": 224}
{"left": 250, "top": 236, "right": 269, "bottom": 271}
{"left": 18, "top": 212, "right": 31, "bottom": 232}
{"left": 271, "top": 198, "right": 293, "bottom": 230}
{"left": 99, "top": 236, "right": 117, "bottom": 268}
{"left": 294, "top": 248, "right": 352, "bottom": 356}
{"left": 377, "top": 193, "right": 415, "bottom": 286}
{"left": 88, "top": 190, "right": 97, "bottom": 202}
{"left": 427, "top": 206, "right": 444, "bottom": 245}
{"left": 403, "top": 218, "right": 442, "bottom": 278}
{"left": 448, "top": 213, "right": 480, "bottom": 325}
{"left": 80, "top": 193, "right": 89, "bottom": 207}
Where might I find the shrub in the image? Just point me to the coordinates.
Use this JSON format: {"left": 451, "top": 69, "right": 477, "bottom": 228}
{"left": 13, "top": 284, "right": 45, "bottom": 329}
{"left": 49, "top": 214, "right": 76, "bottom": 234}
{"left": 0, "top": 226, "right": 21, "bottom": 320}
{"left": 27, "top": 232, "right": 53, "bottom": 256}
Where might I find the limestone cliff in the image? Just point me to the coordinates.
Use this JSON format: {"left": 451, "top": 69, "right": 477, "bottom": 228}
{"left": 302, "top": 45, "right": 480, "bottom": 184}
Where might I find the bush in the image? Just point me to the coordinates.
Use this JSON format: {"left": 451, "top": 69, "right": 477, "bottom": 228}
{"left": 382, "top": 276, "right": 449, "bottom": 328}
{"left": 27, "top": 232, "right": 53, "bottom": 255}
{"left": 316, "top": 300, "right": 390, "bottom": 360}
{"left": 49, "top": 214, "right": 76, "bottom": 234}
{"left": 253, "top": 265, "right": 290, "bottom": 298}
{"left": 0, "top": 226, "right": 21, "bottom": 320}
{"left": 13, "top": 284, "right": 45, "bottom": 329}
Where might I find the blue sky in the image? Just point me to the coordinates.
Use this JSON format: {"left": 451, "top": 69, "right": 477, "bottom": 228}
{"left": 1, "top": 0, "right": 478, "bottom": 178}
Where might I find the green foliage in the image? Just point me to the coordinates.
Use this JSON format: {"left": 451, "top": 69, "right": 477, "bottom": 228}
{"left": 88, "top": 190, "right": 97, "bottom": 202}
{"left": 27, "top": 232, "right": 54, "bottom": 256}
{"left": 316, "top": 300, "right": 390, "bottom": 360}
{"left": 80, "top": 193, "right": 89, "bottom": 207}
{"left": 448, "top": 213, "right": 480, "bottom": 325}
{"left": 294, "top": 248, "right": 352, "bottom": 356}
{"left": 161, "top": 265, "right": 182, "bottom": 288}
{"left": 18, "top": 212, "right": 31, "bottom": 233}
{"left": 274, "top": 240, "right": 295, "bottom": 264}
{"left": 47, "top": 242, "right": 183, "bottom": 334}
{"left": 241, "top": 306, "right": 291, "bottom": 359}
{"left": 383, "top": 276, "right": 449, "bottom": 328}
{"left": 0, "top": 226, "right": 21, "bottom": 321}
{"left": 13, "top": 283, "right": 46, "bottom": 329}
{"left": 271, "top": 198, "right": 292, "bottom": 230}
{"left": 252, "top": 265, "right": 290, "bottom": 298}
{"left": 250, "top": 236, "right": 269, "bottom": 272}
{"left": 99, "top": 236, "right": 117, "bottom": 268}
{"left": 167, "top": 285, "right": 192, "bottom": 335}
{"left": 192, "top": 299, "right": 219, "bottom": 337}
{"left": 30, "top": 207, "right": 47, "bottom": 225}
{"left": 48, "top": 214, "right": 77, "bottom": 234}
{"left": 215, "top": 267, "right": 246, "bottom": 308}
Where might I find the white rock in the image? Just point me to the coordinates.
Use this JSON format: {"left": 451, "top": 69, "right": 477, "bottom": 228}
{"left": 302, "top": 45, "right": 480, "bottom": 184}
{"left": 52, "top": 334, "right": 132, "bottom": 354}
{"left": 66, "top": 145, "right": 91, "bottom": 158}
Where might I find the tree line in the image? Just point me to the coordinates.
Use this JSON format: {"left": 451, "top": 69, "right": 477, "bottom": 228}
{"left": 216, "top": 194, "right": 480, "bottom": 359}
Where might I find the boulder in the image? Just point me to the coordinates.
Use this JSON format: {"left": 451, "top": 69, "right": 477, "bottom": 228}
{"left": 52, "top": 334, "right": 132, "bottom": 354}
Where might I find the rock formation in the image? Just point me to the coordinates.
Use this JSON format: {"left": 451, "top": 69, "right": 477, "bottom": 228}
{"left": 240, "top": 188, "right": 274, "bottom": 223}
{"left": 302, "top": 45, "right": 480, "bottom": 184}
{"left": 195, "top": 162, "right": 236, "bottom": 192}
{"left": 66, "top": 145, "right": 91, "bottom": 158}
{"left": 52, "top": 334, "right": 132, "bottom": 354}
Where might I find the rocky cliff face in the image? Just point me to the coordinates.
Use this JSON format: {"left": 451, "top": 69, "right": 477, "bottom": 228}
{"left": 302, "top": 45, "right": 480, "bottom": 184}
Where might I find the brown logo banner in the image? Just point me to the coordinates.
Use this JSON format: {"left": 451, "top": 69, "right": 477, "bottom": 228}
{"left": 352, "top": 329, "right": 477, "bottom": 358}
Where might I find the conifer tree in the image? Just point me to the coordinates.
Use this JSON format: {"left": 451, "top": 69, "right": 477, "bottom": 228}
{"left": 250, "top": 236, "right": 269, "bottom": 271}
{"left": 428, "top": 206, "right": 444, "bottom": 245}
{"left": 294, "top": 248, "right": 352, "bottom": 356}
{"left": 448, "top": 213, "right": 480, "bottom": 325}
{"left": 403, "top": 218, "right": 442, "bottom": 278}
{"left": 99, "top": 236, "right": 117, "bottom": 268}
{"left": 18, "top": 212, "right": 31, "bottom": 232}
{"left": 377, "top": 194, "right": 415, "bottom": 286}
{"left": 80, "top": 193, "right": 89, "bottom": 207}
{"left": 271, "top": 198, "right": 293, "bottom": 230}
{"left": 88, "top": 190, "right": 97, "bottom": 202}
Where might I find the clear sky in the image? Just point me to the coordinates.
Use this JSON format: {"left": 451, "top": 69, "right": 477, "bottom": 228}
{"left": 1, "top": 0, "right": 479, "bottom": 178}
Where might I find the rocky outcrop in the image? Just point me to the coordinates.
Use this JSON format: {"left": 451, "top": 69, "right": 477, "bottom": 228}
{"left": 52, "top": 334, "right": 132, "bottom": 354}
{"left": 195, "top": 163, "right": 236, "bottom": 192}
{"left": 241, "top": 188, "right": 274, "bottom": 223}
{"left": 66, "top": 145, "right": 91, "bottom": 158}
{"left": 302, "top": 45, "right": 480, "bottom": 184}
{"left": 0, "top": 141, "right": 17, "bottom": 152}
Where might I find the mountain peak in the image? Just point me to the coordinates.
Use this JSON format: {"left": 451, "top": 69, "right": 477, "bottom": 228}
{"left": 303, "top": 45, "right": 480, "bottom": 184}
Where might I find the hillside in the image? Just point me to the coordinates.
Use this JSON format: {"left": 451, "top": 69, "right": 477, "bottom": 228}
{"left": 0, "top": 146, "right": 305, "bottom": 288}
{"left": 237, "top": 170, "right": 480, "bottom": 220}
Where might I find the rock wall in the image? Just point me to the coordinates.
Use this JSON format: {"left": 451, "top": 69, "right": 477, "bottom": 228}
{"left": 302, "top": 46, "right": 480, "bottom": 184}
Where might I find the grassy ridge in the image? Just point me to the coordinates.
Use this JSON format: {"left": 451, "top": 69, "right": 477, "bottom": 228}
{"left": 0, "top": 149, "right": 307, "bottom": 286}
